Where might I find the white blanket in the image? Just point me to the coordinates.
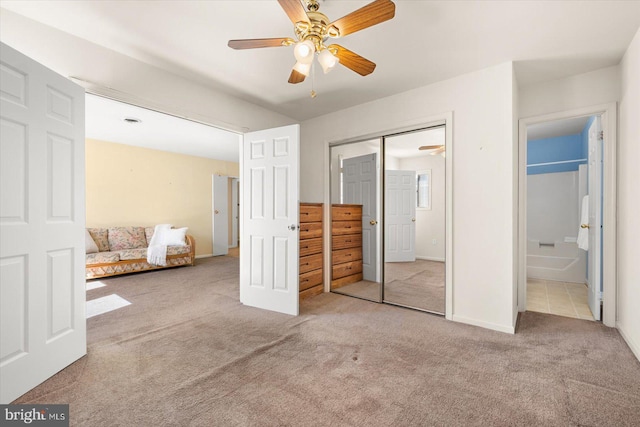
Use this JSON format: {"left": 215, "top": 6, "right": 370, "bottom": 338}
{"left": 577, "top": 195, "right": 589, "bottom": 251}
{"left": 147, "top": 224, "right": 172, "bottom": 266}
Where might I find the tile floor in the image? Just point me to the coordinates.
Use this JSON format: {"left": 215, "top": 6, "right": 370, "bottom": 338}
{"left": 526, "top": 279, "right": 595, "bottom": 321}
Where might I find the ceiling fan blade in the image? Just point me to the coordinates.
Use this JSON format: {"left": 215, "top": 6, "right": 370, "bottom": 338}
{"left": 288, "top": 69, "right": 306, "bottom": 84}
{"left": 430, "top": 147, "right": 446, "bottom": 155}
{"left": 419, "top": 145, "right": 444, "bottom": 151}
{"left": 329, "top": 44, "right": 376, "bottom": 76}
{"left": 329, "top": 0, "right": 395, "bottom": 37}
{"left": 228, "top": 37, "right": 294, "bottom": 49}
{"left": 278, "top": 0, "right": 310, "bottom": 25}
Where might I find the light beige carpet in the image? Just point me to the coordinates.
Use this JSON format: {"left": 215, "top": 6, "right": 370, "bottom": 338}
{"left": 13, "top": 256, "right": 640, "bottom": 426}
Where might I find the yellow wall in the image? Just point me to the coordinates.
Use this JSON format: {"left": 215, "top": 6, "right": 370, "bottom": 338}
{"left": 85, "top": 139, "right": 239, "bottom": 256}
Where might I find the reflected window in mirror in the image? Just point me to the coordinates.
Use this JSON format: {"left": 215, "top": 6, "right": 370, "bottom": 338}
{"left": 417, "top": 169, "right": 432, "bottom": 210}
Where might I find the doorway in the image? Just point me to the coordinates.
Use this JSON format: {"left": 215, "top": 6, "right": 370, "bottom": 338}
{"left": 518, "top": 104, "right": 617, "bottom": 327}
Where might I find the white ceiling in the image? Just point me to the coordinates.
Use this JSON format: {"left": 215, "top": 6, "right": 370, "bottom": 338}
{"left": 386, "top": 126, "right": 445, "bottom": 159}
{"left": 1, "top": 1, "right": 639, "bottom": 122}
{"left": 86, "top": 94, "right": 240, "bottom": 161}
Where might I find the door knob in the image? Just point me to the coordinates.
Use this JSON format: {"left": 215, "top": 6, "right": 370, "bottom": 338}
{"left": 580, "top": 224, "right": 590, "bottom": 229}
{"left": 370, "top": 220, "right": 378, "bottom": 225}
{"left": 214, "top": 210, "right": 219, "bottom": 214}
{"left": 288, "top": 224, "right": 297, "bottom": 231}
{"left": 411, "top": 218, "right": 416, "bottom": 222}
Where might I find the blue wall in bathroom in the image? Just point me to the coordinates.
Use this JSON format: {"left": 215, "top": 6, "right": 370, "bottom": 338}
{"left": 527, "top": 134, "right": 586, "bottom": 175}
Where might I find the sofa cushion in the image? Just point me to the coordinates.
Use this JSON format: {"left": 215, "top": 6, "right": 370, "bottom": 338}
{"left": 167, "top": 245, "right": 192, "bottom": 256}
{"left": 108, "top": 227, "right": 147, "bottom": 251}
{"left": 87, "top": 228, "right": 110, "bottom": 252}
{"left": 144, "top": 227, "right": 155, "bottom": 244}
{"left": 86, "top": 252, "right": 120, "bottom": 265}
{"left": 116, "top": 248, "right": 148, "bottom": 261}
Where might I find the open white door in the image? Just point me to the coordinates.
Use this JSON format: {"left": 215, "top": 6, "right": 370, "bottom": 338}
{"left": 1, "top": 43, "right": 86, "bottom": 403}
{"left": 212, "top": 175, "right": 229, "bottom": 256}
{"left": 230, "top": 178, "right": 239, "bottom": 248}
{"left": 343, "top": 153, "right": 378, "bottom": 281}
{"left": 587, "top": 117, "right": 602, "bottom": 321}
{"left": 240, "top": 124, "right": 299, "bottom": 315}
{"left": 385, "top": 170, "right": 416, "bottom": 262}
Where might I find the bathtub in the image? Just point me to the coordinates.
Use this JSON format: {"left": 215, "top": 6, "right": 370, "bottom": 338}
{"left": 527, "top": 240, "right": 586, "bottom": 283}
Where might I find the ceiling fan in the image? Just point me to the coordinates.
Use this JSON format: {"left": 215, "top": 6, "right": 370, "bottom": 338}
{"left": 419, "top": 145, "right": 446, "bottom": 156}
{"left": 228, "top": 0, "right": 396, "bottom": 85}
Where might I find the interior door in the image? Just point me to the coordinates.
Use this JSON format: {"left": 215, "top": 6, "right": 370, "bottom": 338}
{"left": 587, "top": 116, "right": 602, "bottom": 321}
{"left": 343, "top": 153, "right": 377, "bottom": 281}
{"left": 240, "top": 124, "right": 299, "bottom": 315}
{"left": 385, "top": 170, "right": 416, "bottom": 262}
{"left": 212, "top": 175, "right": 229, "bottom": 256}
{"left": 230, "top": 178, "right": 239, "bottom": 248}
{"left": 0, "top": 43, "right": 86, "bottom": 403}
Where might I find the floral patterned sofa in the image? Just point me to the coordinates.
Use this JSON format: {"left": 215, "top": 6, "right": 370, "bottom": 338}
{"left": 86, "top": 226, "right": 195, "bottom": 279}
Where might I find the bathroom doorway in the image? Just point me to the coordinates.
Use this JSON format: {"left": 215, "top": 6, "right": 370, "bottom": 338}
{"left": 520, "top": 104, "right": 617, "bottom": 326}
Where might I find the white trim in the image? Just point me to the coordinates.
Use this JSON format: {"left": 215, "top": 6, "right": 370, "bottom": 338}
{"left": 452, "top": 315, "right": 515, "bottom": 334}
{"left": 617, "top": 321, "right": 640, "bottom": 362}
{"left": 518, "top": 102, "right": 617, "bottom": 328}
{"left": 195, "top": 254, "right": 214, "bottom": 259}
{"left": 416, "top": 256, "right": 445, "bottom": 262}
{"left": 323, "top": 112, "right": 454, "bottom": 321}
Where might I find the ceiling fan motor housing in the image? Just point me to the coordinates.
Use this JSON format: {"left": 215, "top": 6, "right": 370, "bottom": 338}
{"left": 295, "top": 11, "right": 339, "bottom": 51}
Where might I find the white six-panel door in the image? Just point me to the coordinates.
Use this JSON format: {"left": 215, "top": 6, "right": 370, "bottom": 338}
{"left": 240, "top": 125, "right": 299, "bottom": 316}
{"left": 385, "top": 170, "right": 416, "bottom": 262}
{"left": 1, "top": 43, "right": 86, "bottom": 403}
{"left": 212, "top": 175, "right": 229, "bottom": 256}
{"left": 342, "top": 153, "right": 378, "bottom": 282}
{"left": 587, "top": 117, "right": 602, "bottom": 321}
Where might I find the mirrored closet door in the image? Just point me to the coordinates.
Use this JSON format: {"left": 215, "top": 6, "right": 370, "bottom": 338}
{"left": 329, "top": 139, "right": 382, "bottom": 302}
{"left": 383, "top": 126, "right": 446, "bottom": 314}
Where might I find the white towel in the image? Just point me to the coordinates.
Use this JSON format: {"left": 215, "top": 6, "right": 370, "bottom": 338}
{"left": 147, "top": 224, "right": 172, "bottom": 266}
{"left": 577, "top": 195, "right": 589, "bottom": 251}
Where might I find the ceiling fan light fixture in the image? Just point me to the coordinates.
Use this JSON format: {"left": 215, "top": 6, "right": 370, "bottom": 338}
{"left": 293, "top": 61, "right": 311, "bottom": 76}
{"left": 293, "top": 39, "right": 315, "bottom": 64}
{"left": 318, "top": 49, "right": 339, "bottom": 74}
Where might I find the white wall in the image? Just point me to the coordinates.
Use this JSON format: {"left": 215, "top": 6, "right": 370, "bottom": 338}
{"left": 0, "top": 9, "right": 295, "bottom": 133}
{"left": 397, "top": 156, "right": 445, "bottom": 261}
{"left": 302, "top": 62, "right": 517, "bottom": 333}
{"left": 519, "top": 65, "right": 620, "bottom": 118}
{"left": 617, "top": 28, "right": 640, "bottom": 360}
{"left": 527, "top": 171, "right": 580, "bottom": 243}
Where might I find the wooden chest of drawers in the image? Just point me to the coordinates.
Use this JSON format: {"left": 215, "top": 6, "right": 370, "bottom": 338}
{"left": 299, "top": 203, "right": 323, "bottom": 300}
{"left": 331, "top": 204, "right": 363, "bottom": 290}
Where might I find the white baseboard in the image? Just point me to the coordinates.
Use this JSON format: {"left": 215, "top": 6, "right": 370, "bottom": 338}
{"left": 416, "top": 256, "right": 445, "bottom": 262}
{"left": 196, "top": 254, "right": 213, "bottom": 259}
{"left": 452, "top": 314, "right": 515, "bottom": 334}
{"left": 617, "top": 321, "right": 640, "bottom": 362}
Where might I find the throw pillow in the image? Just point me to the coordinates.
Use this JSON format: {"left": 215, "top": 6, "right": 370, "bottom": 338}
{"left": 85, "top": 229, "right": 99, "bottom": 254}
{"left": 161, "top": 227, "right": 188, "bottom": 246}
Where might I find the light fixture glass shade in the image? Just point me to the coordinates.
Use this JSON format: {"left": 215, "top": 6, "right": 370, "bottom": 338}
{"left": 293, "top": 61, "right": 311, "bottom": 76}
{"left": 294, "top": 40, "right": 315, "bottom": 64}
{"left": 318, "top": 49, "right": 339, "bottom": 74}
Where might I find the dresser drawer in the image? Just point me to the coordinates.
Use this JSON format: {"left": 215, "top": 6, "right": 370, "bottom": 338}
{"left": 332, "top": 260, "right": 363, "bottom": 280}
{"left": 332, "top": 204, "right": 362, "bottom": 221}
{"left": 300, "top": 237, "right": 322, "bottom": 257}
{"left": 300, "top": 222, "right": 322, "bottom": 239}
{"left": 300, "top": 204, "right": 323, "bottom": 223}
{"left": 332, "top": 247, "right": 363, "bottom": 265}
{"left": 299, "top": 269, "right": 323, "bottom": 291}
{"left": 332, "top": 234, "right": 361, "bottom": 250}
{"left": 332, "top": 220, "right": 362, "bottom": 235}
{"left": 300, "top": 253, "right": 323, "bottom": 274}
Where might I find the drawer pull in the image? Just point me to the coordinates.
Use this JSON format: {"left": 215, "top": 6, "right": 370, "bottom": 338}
{"left": 301, "top": 279, "right": 308, "bottom": 283}
{"left": 303, "top": 263, "right": 309, "bottom": 266}
{"left": 347, "top": 266, "right": 352, "bottom": 270}
{"left": 302, "top": 246, "right": 308, "bottom": 249}
{"left": 345, "top": 226, "right": 351, "bottom": 229}
{"left": 345, "top": 240, "right": 351, "bottom": 243}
